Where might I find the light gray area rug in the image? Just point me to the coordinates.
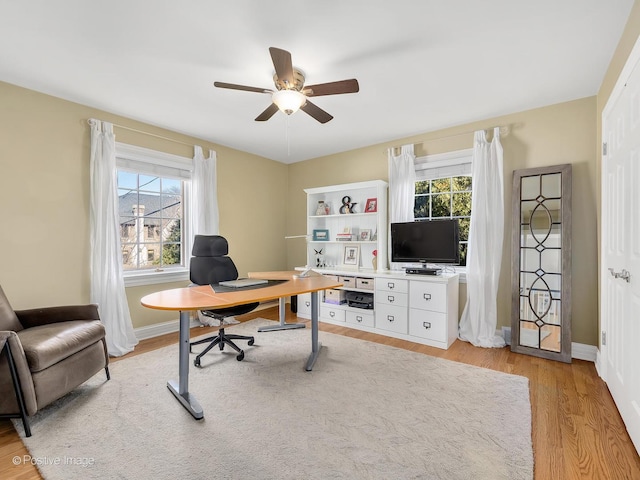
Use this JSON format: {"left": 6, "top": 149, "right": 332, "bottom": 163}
{"left": 14, "top": 318, "right": 533, "bottom": 480}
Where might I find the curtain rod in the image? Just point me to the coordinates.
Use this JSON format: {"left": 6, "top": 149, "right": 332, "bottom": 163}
{"left": 87, "top": 119, "right": 195, "bottom": 148}
{"left": 388, "top": 124, "right": 510, "bottom": 152}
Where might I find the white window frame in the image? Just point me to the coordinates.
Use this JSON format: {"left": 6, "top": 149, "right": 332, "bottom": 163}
{"left": 116, "top": 143, "right": 193, "bottom": 287}
{"left": 414, "top": 148, "right": 473, "bottom": 282}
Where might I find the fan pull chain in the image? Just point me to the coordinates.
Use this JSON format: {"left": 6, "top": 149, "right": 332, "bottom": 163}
{"left": 286, "top": 115, "right": 291, "bottom": 158}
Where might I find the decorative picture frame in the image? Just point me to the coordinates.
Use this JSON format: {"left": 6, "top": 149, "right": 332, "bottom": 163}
{"left": 359, "top": 229, "right": 371, "bottom": 241}
{"left": 342, "top": 244, "right": 360, "bottom": 266}
{"left": 365, "top": 198, "right": 377, "bottom": 213}
{"left": 312, "top": 229, "right": 329, "bottom": 241}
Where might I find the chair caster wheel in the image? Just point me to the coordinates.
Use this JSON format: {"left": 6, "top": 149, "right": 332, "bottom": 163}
{"left": 236, "top": 351, "right": 244, "bottom": 361}
{"left": 248, "top": 338, "right": 255, "bottom": 346}
{"left": 194, "top": 359, "right": 201, "bottom": 368}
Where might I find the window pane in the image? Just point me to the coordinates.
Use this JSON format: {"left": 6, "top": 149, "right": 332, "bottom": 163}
{"left": 459, "top": 243, "right": 468, "bottom": 267}
{"left": 431, "top": 193, "right": 451, "bottom": 217}
{"left": 162, "top": 243, "right": 182, "bottom": 266}
{"left": 162, "top": 178, "right": 182, "bottom": 194}
{"left": 457, "top": 218, "right": 470, "bottom": 242}
{"left": 117, "top": 171, "right": 138, "bottom": 190}
{"left": 117, "top": 169, "right": 184, "bottom": 272}
{"left": 431, "top": 178, "right": 451, "bottom": 193}
{"left": 452, "top": 175, "right": 472, "bottom": 191}
{"left": 452, "top": 192, "right": 472, "bottom": 217}
{"left": 415, "top": 180, "right": 430, "bottom": 194}
{"left": 139, "top": 175, "right": 160, "bottom": 192}
{"left": 161, "top": 193, "right": 182, "bottom": 216}
{"left": 414, "top": 196, "right": 430, "bottom": 218}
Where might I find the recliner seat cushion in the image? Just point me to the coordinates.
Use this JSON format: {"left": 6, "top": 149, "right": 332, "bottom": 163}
{"left": 16, "top": 320, "right": 106, "bottom": 373}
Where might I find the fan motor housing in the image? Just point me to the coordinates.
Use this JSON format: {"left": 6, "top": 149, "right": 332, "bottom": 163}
{"left": 273, "top": 68, "right": 305, "bottom": 91}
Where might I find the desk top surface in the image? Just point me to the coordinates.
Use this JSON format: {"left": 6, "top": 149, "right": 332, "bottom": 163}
{"left": 141, "top": 271, "right": 342, "bottom": 311}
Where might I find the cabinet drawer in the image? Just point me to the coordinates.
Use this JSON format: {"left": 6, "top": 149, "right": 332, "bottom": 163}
{"left": 321, "top": 305, "right": 346, "bottom": 322}
{"left": 297, "top": 293, "right": 312, "bottom": 317}
{"left": 409, "top": 282, "right": 447, "bottom": 313}
{"left": 339, "top": 276, "right": 357, "bottom": 288}
{"left": 375, "top": 303, "right": 408, "bottom": 334}
{"left": 409, "top": 309, "right": 447, "bottom": 343}
{"left": 377, "top": 278, "right": 408, "bottom": 294}
{"left": 355, "top": 277, "right": 374, "bottom": 290}
{"left": 346, "top": 310, "right": 374, "bottom": 328}
{"left": 376, "top": 291, "right": 408, "bottom": 308}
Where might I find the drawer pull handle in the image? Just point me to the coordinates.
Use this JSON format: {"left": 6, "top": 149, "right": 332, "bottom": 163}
{"left": 388, "top": 282, "right": 395, "bottom": 289}
{"left": 388, "top": 295, "right": 395, "bottom": 303}
{"left": 423, "top": 321, "right": 431, "bottom": 329}
{"left": 356, "top": 316, "right": 363, "bottom": 322}
{"left": 387, "top": 315, "right": 395, "bottom": 322}
{"left": 423, "top": 293, "right": 432, "bottom": 301}
{"left": 330, "top": 311, "right": 335, "bottom": 317}
{"left": 305, "top": 302, "right": 310, "bottom": 307}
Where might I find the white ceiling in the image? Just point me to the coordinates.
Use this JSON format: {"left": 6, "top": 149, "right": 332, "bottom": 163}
{"left": 0, "top": 1, "right": 634, "bottom": 163}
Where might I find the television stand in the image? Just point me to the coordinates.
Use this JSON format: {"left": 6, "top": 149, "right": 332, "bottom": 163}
{"left": 405, "top": 267, "right": 442, "bottom": 276}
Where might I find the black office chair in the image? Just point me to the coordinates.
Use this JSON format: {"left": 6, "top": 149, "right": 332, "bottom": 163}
{"left": 189, "top": 235, "right": 257, "bottom": 366}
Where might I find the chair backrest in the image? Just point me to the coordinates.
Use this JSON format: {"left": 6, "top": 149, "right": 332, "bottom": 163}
{"left": 189, "top": 235, "right": 239, "bottom": 285}
{"left": 0, "top": 286, "right": 24, "bottom": 332}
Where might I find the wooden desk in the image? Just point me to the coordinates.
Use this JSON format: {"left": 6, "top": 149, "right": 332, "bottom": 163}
{"left": 141, "top": 271, "right": 341, "bottom": 419}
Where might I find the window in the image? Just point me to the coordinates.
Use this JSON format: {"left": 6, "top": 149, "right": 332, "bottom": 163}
{"left": 414, "top": 149, "right": 473, "bottom": 266}
{"left": 115, "top": 143, "right": 193, "bottom": 286}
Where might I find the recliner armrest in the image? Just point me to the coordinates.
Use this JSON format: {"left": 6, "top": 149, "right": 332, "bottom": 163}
{"left": 15, "top": 304, "right": 100, "bottom": 329}
{"left": 0, "top": 330, "right": 37, "bottom": 416}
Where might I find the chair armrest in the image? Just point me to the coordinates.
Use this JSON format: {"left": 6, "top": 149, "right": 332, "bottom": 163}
{"left": 15, "top": 304, "right": 101, "bottom": 329}
{"left": 0, "top": 330, "right": 37, "bottom": 416}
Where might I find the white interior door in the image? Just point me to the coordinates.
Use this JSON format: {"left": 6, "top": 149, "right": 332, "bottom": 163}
{"left": 601, "top": 36, "right": 640, "bottom": 455}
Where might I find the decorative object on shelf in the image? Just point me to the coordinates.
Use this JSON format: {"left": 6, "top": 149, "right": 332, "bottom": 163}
{"left": 315, "top": 201, "right": 330, "bottom": 215}
{"left": 314, "top": 248, "right": 325, "bottom": 268}
{"left": 372, "top": 249, "right": 378, "bottom": 270}
{"left": 371, "top": 228, "right": 378, "bottom": 241}
{"left": 339, "top": 195, "right": 357, "bottom": 214}
{"left": 312, "top": 229, "right": 329, "bottom": 241}
{"left": 342, "top": 244, "right": 360, "bottom": 266}
{"left": 365, "top": 198, "right": 377, "bottom": 213}
{"left": 359, "top": 229, "right": 371, "bottom": 241}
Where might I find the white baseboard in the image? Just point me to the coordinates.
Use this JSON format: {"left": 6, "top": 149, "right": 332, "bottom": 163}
{"left": 134, "top": 301, "right": 279, "bottom": 341}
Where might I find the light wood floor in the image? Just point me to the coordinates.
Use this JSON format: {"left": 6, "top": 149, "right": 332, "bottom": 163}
{"left": 2, "top": 305, "right": 639, "bottom": 480}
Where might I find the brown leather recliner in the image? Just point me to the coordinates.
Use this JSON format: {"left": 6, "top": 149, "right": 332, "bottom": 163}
{"left": 0, "top": 285, "right": 109, "bottom": 436}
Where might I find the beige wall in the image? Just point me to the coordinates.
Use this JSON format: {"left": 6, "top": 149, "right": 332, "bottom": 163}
{"left": 288, "top": 97, "right": 599, "bottom": 345}
{"left": 0, "top": 81, "right": 288, "bottom": 328}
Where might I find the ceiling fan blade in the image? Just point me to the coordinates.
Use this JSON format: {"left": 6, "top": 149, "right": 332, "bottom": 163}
{"left": 269, "top": 47, "right": 294, "bottom": 86}
{"left": 303, "top": 79, "right": 360, "bottom": 97}
{"left": 255, "top": 103, "right": 279, "bottom": 122}
{"left": 300, "top": 100, "right": 333, "bottom": 124}
{"left": 214, "top": 81, "right": 272, "bottom": 94}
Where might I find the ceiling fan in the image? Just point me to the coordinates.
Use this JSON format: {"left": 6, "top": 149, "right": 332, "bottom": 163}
{"left": 214, "top": 47, "right": 359, "bottom": 124}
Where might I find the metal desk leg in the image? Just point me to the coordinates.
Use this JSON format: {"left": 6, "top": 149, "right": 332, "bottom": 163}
{"left": 167, "top": 310, "right": 203, "bottom": 419}
{"left": 305, "top": 291, "right": 322, "bottom": 371}
{"left": 257, "top": 297, "right": 306, "bottom": 332}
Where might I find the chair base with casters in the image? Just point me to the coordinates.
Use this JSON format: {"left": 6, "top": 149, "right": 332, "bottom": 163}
{"left": 189, "top": 303, "right": 258, "bottom": 367}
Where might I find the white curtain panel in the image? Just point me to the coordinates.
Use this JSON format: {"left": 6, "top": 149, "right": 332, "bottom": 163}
{"left": 458, "top": 128, "right": 506, "bottom": 348}
{"left": 89, "top": 120, "right": 138, "bottom": 356}
{"left": 388, "top": 144, "right": 417, "bottom": 223}
{"left": 191, "top": 146, "right": 219, "bottom": 237}
{"left": 388, "top": 145, "right": 417, "bottom": 267}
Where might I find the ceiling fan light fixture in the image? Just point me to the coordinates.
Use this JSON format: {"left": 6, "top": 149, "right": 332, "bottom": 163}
{"left": 272, "top": 89, "right": 306, "bottom": 115}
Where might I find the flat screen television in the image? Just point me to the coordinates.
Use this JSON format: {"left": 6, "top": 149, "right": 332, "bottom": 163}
{"left": 391, "top": 219, "right": 460, "bottom": 265}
